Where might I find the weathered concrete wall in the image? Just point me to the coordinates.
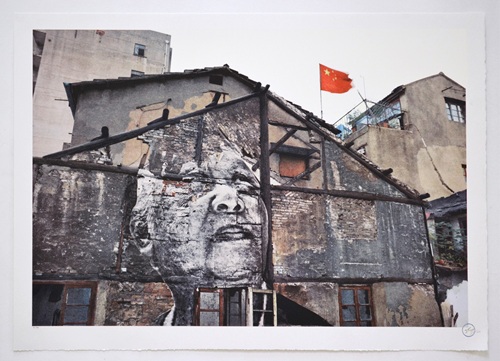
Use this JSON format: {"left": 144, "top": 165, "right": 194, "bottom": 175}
{"left": 323, "top": 140, "right": 406, "bottom": 197}
{"left": 350, "top": 127, "right": 421, "bottom": 192}
{"left": 33, "top": 30, "right": 171, "bottom": 156}
{"left": 372, "top": 282, "right": 441, "bottom": 326}
{"left": 272, "top": 189, "right": 432, "bottom": 281}
{"left": 272, "top": 191, "right": 329, "bottom": 278}
{"left": 403, "top": 75, "right": 466, "bottom": 149}
{"left": 346, "top": 74, "right": 466, "bottom": 200}
{"left": 70, "top": 74, "right": 254, "bottom": 166}
{"left": 32, "top": 163, "right": 139, "bottom": 277}
{"left": 350, "top": 126, "right": 466, "bottom": 201}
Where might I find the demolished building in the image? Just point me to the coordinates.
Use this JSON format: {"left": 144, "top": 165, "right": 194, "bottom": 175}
{"left": 33, "top": 66, "right": 443, "bottom": 326}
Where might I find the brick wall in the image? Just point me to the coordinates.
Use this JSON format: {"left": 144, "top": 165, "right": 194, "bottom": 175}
{"left": 103, "top": 281, "right": 174, "bottom": 326}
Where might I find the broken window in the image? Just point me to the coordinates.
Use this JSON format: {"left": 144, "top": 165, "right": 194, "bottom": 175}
{"left": 194, "top": 287, "right": 276, "bottom": 326}
{"left": 445, "top": 98, "right": 465, "bottom": 123}
{"left": 339, "top": 285, "right": 374, "bottom": 326}
{"left": 32, "top": 281, "right": 97, "bottom": 326}
{"left": 133, "top": 43, "right": 146, "bottom": 57}
{"left": 249, "top": 288, "right": 277, "bottom": 326}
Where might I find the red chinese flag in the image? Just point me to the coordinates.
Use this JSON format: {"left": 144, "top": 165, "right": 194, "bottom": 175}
{"left": 319, "top": 64, "right": 353, "bottom": 94}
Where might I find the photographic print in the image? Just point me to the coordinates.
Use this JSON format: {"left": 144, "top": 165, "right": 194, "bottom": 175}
{"left": 17, "top": 10, "right": 487, "bottom": 351}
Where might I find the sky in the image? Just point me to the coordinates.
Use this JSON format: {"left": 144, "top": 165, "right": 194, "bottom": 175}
{"left": 145, "top": 12, "right": 471, "bottom": 124}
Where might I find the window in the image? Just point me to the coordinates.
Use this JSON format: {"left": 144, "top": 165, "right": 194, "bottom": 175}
{"left": 435, "top": 217, "right": 467, "bottom": 267}
{"left": 131, "top": 70, "right": 144, "bottom": 77}
{"left": 249, "top": 289, "right": 277, "bottom": 326}
{"left": 209, "top": 74, "right": 223, "bottom": 86}
{"left": 462, "top": 164, "right": 467, "bottom": 183}
{"left": 32, "top": 281, "right": 97, "bottom": 326}
{"left": 194, "top": 287, "right": 276, "bottom": 326}
{"left": 133, "top": 43, "right": 146, "bottom": 57}
{"left": 339, "top": 286, "right": 374, "bottom": 326}
{"left": 445, "top": 98, "right": 465, "bottom": 123}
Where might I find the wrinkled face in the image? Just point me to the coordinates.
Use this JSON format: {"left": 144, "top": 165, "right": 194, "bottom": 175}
{"left": 130, "top": 150, "right": 265, "bottom": 285}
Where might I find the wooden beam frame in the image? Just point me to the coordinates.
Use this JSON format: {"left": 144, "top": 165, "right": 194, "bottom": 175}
{"left": 252, "top": 128, "right": 297, "bottom": 171}
{"left": 272, "top": 184, "right": 426, "bottom": 206}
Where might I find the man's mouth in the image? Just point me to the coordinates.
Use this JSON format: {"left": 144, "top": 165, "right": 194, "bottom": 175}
{"left": 213, "top": 225, "right": 254, "bottom": 242}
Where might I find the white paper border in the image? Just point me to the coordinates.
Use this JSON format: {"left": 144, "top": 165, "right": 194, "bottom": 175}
{"left": 13, "top": 10, "right": 488, "bottom": 352}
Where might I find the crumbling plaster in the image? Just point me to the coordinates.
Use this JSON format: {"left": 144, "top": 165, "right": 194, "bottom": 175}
{"left": 372, "top": 282, "right": 442, "bottom": 327}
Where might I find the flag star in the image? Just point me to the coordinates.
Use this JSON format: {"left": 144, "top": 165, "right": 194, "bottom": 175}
{"left": 324, "top": 69, "right": 330, "bottom": 76}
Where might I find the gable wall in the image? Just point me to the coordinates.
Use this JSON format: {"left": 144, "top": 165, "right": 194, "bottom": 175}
{"left": 70, "top": 75, "right": 254, "bottom": 164}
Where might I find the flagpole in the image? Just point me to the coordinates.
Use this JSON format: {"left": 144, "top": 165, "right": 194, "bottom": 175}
{"left": 319, "top": 64, "right": 324, "bottom": 119}
{"left": 320, "top": 90, "right": 324, "bottom": 119}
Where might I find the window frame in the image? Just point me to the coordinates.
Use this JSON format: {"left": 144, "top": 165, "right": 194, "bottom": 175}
{"left": 338, "top": 285, "right": 375, "bottom": 326}
{"left": 33, "top": 280, "right": 98, "bottom": 326}
{"left": 194, "top": 287, "right": 277, "bottom": 326}
{"left": 131, "top": 69, "right": 145, "bottom": 78}
{"left": 133, "top": 43, "right": 146, "bottom": 57}
{"left": 445, "top": 97, "right": 466, "bottom": 123}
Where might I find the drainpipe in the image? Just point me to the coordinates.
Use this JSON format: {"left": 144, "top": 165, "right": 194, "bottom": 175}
{"left": 163, "top": 39, "right": 171, "bottom": 73}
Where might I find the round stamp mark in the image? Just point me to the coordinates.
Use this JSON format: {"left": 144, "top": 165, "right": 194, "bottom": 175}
{"left": 462, "top": 323, "right": 476, "bottom": 337}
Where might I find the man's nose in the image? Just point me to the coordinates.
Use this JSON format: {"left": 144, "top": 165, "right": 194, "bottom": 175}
{"left": 211, "top": 185, "right": 245, "bottom": 214}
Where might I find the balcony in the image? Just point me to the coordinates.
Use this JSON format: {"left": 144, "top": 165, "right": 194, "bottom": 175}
{"left": 333, "top": 99, "right": 405, "bottom": 140}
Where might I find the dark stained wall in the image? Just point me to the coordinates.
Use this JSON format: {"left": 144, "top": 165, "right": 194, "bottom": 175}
{"left": 33, "top": 163, "right": 136, "bottom": 278}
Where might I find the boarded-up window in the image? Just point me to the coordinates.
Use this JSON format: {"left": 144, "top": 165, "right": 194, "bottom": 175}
{"left": 279, "top": 154, "right": 307, "bottom": 178}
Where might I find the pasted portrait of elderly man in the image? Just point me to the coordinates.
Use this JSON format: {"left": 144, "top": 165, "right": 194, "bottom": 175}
{"left": 130, "top": 146, "right": 268, "bottom": 325}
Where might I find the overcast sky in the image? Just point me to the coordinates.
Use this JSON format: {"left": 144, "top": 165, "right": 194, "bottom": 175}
{"left": 147, "top": 12, "right": 471, "bottom": 124}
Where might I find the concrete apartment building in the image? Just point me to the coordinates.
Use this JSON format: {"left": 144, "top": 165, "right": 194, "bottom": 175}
{"left": 337, "top": 72, "right": 466, "bottom": 202}
{"left": 33, "top": 66, "right": 442, "bottom": 327}
{"left": 335, "top": 73, "right": 467, "bottom": 326}
{"left": 33, "top": 29, "right": 172, "bottom": 157}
